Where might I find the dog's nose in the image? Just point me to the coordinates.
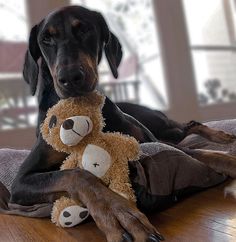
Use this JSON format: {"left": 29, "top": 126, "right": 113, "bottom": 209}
{"left": 62, "top": 119, "right": 74, "bottom": 130}
{"left": 58, "top": 78, "right": 69, "bottom": 87}
{"left": 58, "top": 67, "right": 85, "bottom": 87}
{"left": 72, "top": 69, "right": 85, "bottom": 84}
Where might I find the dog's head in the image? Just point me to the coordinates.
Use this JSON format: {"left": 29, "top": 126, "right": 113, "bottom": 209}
{"left": 23, "top": 6, "right": 122, "bottom": 98}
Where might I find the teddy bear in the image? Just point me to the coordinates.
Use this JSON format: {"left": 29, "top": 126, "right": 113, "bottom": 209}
{"left": 40, "top": 91, "right": 140, "bottom": 228}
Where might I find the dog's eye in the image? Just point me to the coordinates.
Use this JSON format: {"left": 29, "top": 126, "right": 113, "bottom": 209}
{"left": 79, "top": 23, "right": 90, "bottom": 34}
{"left": 42, "top": 35, "right": 55, "bottom": 46}
{"left": 49, "top": 115, "right": 57, "bottom": 129}
{"left": 74, "top": 22, "right": 91, "bottom": 36}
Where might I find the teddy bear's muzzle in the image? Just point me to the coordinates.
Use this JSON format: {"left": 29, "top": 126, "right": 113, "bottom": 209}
{"left": 60, "top": 116, "right": 93, "bottom": 146}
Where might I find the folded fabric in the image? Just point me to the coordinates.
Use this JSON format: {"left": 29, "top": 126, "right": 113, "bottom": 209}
{"left": 131, "top": 142, "right": 226, "bottom": 212}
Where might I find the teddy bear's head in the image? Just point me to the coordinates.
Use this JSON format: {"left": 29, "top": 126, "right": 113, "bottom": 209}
{"left": 41, "top": 92, "right": 105, "bottom": 153}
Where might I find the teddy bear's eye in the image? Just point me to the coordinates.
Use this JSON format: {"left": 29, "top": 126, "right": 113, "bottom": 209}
{"left": 49, "top": 115, "right": 57, "bottom": 129}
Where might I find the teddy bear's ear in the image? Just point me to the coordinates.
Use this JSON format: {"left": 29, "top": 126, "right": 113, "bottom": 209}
{"left": 89, "top": 91, "right": 105, "bottom": 108}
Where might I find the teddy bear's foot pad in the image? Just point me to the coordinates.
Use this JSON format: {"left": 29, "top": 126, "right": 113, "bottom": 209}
{"left": 59, "top": 205, "right": 89, "bottom": 227}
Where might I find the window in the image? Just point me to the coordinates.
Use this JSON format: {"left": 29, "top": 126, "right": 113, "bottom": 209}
{"left": 183, "top": 0, "right": 236, "bottom": 106}
{"left": 0, "top": 0, "right": 27, "bottom": 41}
{"left": 151, "top": 0, "right": 236, "bottom": 121}
{"left": 0, "top": 0, "right": 37, "bottom": 131}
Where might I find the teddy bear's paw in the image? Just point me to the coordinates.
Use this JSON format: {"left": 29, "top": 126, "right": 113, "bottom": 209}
{"left": 59, "top": 205, "right": 89, "bottom": 227}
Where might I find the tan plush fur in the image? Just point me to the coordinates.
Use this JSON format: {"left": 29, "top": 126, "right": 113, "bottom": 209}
{"left": 41, "top": 91, "right": 139, "bottom": 227}
{"left": 41, "top": 92, "right": 105, "bottom": 154}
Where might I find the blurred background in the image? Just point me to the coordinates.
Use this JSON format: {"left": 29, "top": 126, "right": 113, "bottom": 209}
{"left": 0, "top": 0, "right": 236, "bottom": 148}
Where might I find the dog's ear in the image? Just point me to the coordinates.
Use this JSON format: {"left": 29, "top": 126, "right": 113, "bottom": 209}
{"left": 96, "top": 13, "right": 123, "bottom": 78}
{"left": 104, "top": 32, "right": 122, "bottom": 78}
{"left": 23, "top": 25, "right": 41, "bottom": 95}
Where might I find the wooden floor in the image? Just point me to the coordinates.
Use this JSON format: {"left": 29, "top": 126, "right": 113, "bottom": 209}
{"left": 0, "top": 181, "right": 235, "bottom": 242}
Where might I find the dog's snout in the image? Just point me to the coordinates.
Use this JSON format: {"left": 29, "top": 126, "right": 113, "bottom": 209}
{"left": 58, "top": 66, "right": 85, "bottom": 87}
{"left": 62, "top": 119, "right": 74, "bottom": 130}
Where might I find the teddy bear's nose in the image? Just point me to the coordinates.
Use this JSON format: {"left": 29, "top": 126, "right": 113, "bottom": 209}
{"left": 62, "top": 119, "right": 74, "bottom": 130}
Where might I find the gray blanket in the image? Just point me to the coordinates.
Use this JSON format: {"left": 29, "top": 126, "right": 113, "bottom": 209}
{"left": 0, "top": 149, "right": 29, "bottom": 191}
{"left": 0, "top": 149, "right": 52, "bottom": 217}
{"left": 1, "top": 119, "right": 235, "bottom": 217}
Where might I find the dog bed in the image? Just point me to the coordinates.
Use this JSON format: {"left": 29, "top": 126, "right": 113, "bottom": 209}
{"left": 0, "top": 119, "right": 235, "bottom": 217}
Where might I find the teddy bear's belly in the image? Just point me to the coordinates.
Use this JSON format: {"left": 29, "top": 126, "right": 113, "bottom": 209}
{"left": 81, "top": 144, "right": 112, "bottom": 178}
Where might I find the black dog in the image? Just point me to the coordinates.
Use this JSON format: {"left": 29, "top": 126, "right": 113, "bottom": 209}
{"left": 11, "top": 6, "right": 235, "bottom": 242}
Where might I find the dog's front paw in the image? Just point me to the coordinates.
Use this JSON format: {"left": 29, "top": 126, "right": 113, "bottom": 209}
{"left": 59, "top": 205, "right": 89, "bottom": 227}
{"left": 214, "top": 130, "right": 236, "bottom": 144}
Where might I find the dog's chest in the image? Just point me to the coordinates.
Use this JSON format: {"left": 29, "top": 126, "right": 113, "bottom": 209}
{"left": 80, "top": 144, "right": 112, "bottom": 178}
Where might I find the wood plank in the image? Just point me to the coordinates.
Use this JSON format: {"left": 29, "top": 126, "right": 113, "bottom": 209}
{"left": 0, "top": 181, "right": 235, "bottom": 242}
{"left": 150, "top": 181, "right": 236, "bottom": 242}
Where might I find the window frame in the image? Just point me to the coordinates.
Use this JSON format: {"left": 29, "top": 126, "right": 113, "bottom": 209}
{"left": 153, "top": 0, "right": 236, "bottom": 122}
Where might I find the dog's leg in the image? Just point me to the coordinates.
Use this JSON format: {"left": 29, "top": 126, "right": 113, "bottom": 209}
{"left": 180, "top": 145, "right": 236, "bottom": 199}
{"left": 11, "top": 168, "right": 163, "bottom": 242}
{"left": 182, "top": 148, "right": 236, "bottom": 178}
{"left": 11, "top": 137, "right": 163, "bottom": 242}
{"left": 183, "top": 120, "right": 236, "bottom": 144}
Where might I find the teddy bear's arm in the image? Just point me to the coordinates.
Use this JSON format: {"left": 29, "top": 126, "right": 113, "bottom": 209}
{"left": 109, "top": 179, "right": 136, "bottom": 202}
{"left": 108, "top": 161, "right": 136, "bottom": 202}
{"left": 60, "top": 153, "right": 82, "bottom": 170}
{"left": 104, "top": 133, "right": 140, "bottom": 161}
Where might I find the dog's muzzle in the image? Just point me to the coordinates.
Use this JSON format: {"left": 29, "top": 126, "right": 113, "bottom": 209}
{"left": 60, "top": 116, "right": 93, "bottom": 146}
